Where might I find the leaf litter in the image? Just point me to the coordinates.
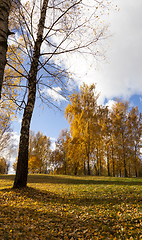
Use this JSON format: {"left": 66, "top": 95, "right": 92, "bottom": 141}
{"left": 0, "top": 175, "right": 142, "bottom": 239}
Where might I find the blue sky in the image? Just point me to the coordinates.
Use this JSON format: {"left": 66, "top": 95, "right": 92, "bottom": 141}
{"left": 10, "top": 0, "right": 142, "bottom": 172}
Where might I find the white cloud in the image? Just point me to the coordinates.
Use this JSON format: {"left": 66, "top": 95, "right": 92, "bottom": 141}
{"left": 11, "top": 132, "right": 20, "bottom": 146}
{"left": 51, "top": 0, "right": 142, "bottom": 105}
{"left": 78, "top": 0, "right": 142, "bottom": 103}
{"left": 18, "top": 118, "right": 22, "bottom": 123}
{"left": 42, "top": 87, "right": 66, "bottom": 103}
{"left": 9, "top": 157, "right": 16, "bottom": 174}
{"left": 105, "top": 99, "right": 116, "bottom": 110}
{"left": 50, "top": 137, "right": 56, "bottom": 150}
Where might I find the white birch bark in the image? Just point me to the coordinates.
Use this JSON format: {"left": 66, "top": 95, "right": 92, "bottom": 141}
{"left": 0, "top": 0, "right": 11, "bottom": 98}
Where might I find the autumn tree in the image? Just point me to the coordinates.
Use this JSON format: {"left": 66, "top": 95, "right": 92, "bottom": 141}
{"left": 101, "top": 107, "right": 112, "bottom": 176}
{"left": 3, "top": 42, "right": 24, "bottom": 100}
{"left": 0, "top": 1, "right": 25, "bottom": 119}
{"left": 110, "top": 101, "right": 129, "bottom": 177}
{"left": 0, "top": 157, "right": 10, "bottom": 174}
{"left": 102, "top": 100, "right": 142, "bottom": 177}
{"left": 0, "top": 44, "right": 25, "bottom": 119}
{"left": 6, "top": 0, "right": 112, "bottom": 188}
{"left": 128, "top": 107, "right": 142, "bottom": 177}
{"left": 51, "top": 129, "right": 83, "bottom": 175}
{"left": 92, "top": 106, "right": 107, "bottom": 176}
{"left": 66, "top": 136, "right": 85, "bottom": 175}
{"left": 50, "top": 129, "right": 70, "bottom": 174}
{"left": 65, "top": 83, "right": 100, "bottom": 175}
{"left": 28, "top": 156, "right": 42, "bottom": 174}
{"left": 28, "top": 131, "right": 51, "bottom": 173}
{"left": 50, "top": 149, "right": 62, "bottom": 173}
{"left": 0, "top": 0, "right": 12, "bottom": 98}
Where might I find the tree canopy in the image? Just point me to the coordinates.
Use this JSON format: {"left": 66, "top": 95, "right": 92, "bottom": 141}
{"left": 64, "top": 84, "right": 142, "bottom": 177}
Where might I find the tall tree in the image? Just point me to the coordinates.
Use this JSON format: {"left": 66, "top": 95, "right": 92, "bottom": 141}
{"left": 10, "top": 0, "right": 111, "bottom": 188}
{"left": 93, "top": 106, "right": 107, "bottom": 176}
{"left": 13, "top": 0, "right": 49, "bottom": 187}
{"left": 0, "top": 0, "right": 12, "bottom": 98}
{"left": 128, "top": 107, "right": 142, "bottom": 177}
{"left": 65, "top": 83, "right": 99, "bottom": 175}
{"left": 101, "top": 107, "right": 112, "bottom": 176}
{"left": 110, "top": 100, "right": 130, "bottom": 177}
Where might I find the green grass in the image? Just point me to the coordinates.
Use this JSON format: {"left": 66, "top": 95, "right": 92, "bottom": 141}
{"left": 0, "top": 175, "right": 142, "bottom": 239}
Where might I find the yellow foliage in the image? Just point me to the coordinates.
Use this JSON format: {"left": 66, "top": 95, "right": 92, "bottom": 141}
{"left": 28, "top": 155, "right": 42, "bottom": 174}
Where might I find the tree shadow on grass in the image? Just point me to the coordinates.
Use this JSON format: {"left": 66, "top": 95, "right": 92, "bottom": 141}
{"left": 27, "top": 175, "right": 142, "bottom": 186}
{"left": 0, "top": 174, "right": 142, "bottom": 187}
{"left": 0, "top": 185, "right": 141, "bottom": 208}
{"left": 0, "top": 174, "right": 15, "bottom": 181}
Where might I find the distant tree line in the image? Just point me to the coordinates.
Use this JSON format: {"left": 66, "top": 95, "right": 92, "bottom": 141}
{"left": 53, "top": 84, "right": 142, "bottom": 177}
{"left": 1, "top": 83, "right": 142, "bottom": 177}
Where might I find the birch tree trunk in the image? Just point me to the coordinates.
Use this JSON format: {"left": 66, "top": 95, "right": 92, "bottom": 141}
{"left": 107, "top": 149, "right": 110, "bottom": 176}
{"left": 122, "top": 134, "right": 128, "bottom": 178}
{"left": 0, "top": 0, "right": 11, "bottom": 98}
{"left": 13, "top": 0, "right": 49, "bottom": 188}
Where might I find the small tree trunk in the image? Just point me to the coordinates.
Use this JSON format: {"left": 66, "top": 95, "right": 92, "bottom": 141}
{"left": 134, "top": 147, "right": 137, "bottom": 177}
{"left": 64, "top": 161, "right": 67, "bottom": 175}
{"left": 74, "top": 164, "right": 78, "bottom": 175}
{"left": 135, "top": 168, "right": 137, "bottom": 178}
{"left": 123, "top": 153, "right": 128, "bottom": 177}
{"left": 0, "top": 0, "right": 11, "bottom": 98}
{"left": 111, "top": 143, "right": 115, "bottom": 177}
{"left": 118, "top": 155, "right": 121, "bottom": 177}
{"left": 107, "top": 150, "right": 110, "bottom": 176}
{"left": 64, "top": 152, "right": 67, "bottom": 175}
{"left": 87, "top": 152, "right": 90, "bottom": 175}
{"left": 119, "top": 169, "right": 121, "bottom": 177}
{"left": 122, "top": 134, "right": 128, "bottom": 178}
{"left": 128, "top": 163, "right": 131, "bottom": 177}
{"left": 112, "top": 159, "right": 115, "bottom": 177}
{"left": 99, "top": 156, "right": 102, "bottom": 176}
{"left": 96, "top": 147, "right": 99, "bottom": 176}
{"left": 123, "top": 156, "right": 127, "bottom": 177}
{"left": 84, "top": 160, "right": 86, "bottom": 175}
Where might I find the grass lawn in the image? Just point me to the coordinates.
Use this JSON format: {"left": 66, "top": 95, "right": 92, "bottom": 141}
{"left": 0, "top": 175, "right": 142, "bottom": 239}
